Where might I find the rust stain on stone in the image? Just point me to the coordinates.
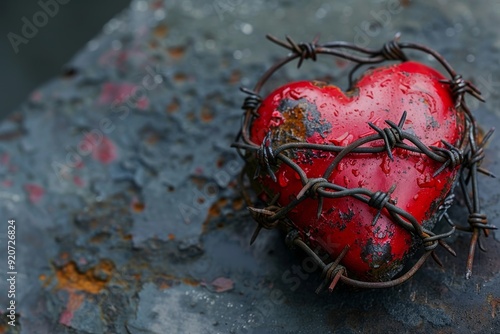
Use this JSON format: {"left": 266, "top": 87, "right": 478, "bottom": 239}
{"left": 200, "top": 105, "right": 215, "bottom": 122}
{"left": 202, "top": 198, "right": 229, "bottom": 233}
{"left": 167, "top": 98, "right": 180, "bottom": 113}
{"left": 487, "top": 294, "right": 500, "bottom": 318}
{"left": 89, "top": 232, "right": 111, "bottom": 244}
{"left": 229, "top": 70, "right": 241, "bottom": 84}
{"left": 155, "top": 274, "right": 200, "bottom": 290}
{"left": 153, "top": 23, "right": 169, "bottom": 38}
{"left": 173, "top": 73, "right": 188, "bottom": 83}
{"left": 56, "top": 260, "right": 115, "bottom": 294}
{"left": 168, "top": 46, "right": 186, "bottom": 59}
{"left": 132, "top": 201, "right": 146, "bottom": 212}
{"left": 232, "top": 197, "right": 245, "bottom": 211}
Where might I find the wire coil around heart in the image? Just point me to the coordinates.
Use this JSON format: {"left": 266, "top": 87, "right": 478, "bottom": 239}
{"left": 232, "top": 33, "right": 495, "bottom": 291}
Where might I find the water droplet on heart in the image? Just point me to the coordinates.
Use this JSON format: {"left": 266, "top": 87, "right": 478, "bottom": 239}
{"left": 358, "top": 180, "right": 365, "bottom": 187}
{"left": 417, "top": 174, "right": 435, "bottom": 188}
{"left": 352, "top": 169, "right": 360, "bottom": 176}
{"left": 280, "top": 87, "right": 290, "bottom": 99}
{"left": 413, "top": 194, "right": 419, "bottom": 201}
{"left": 369, "top": 110, "right": 375, "bottom": 120}
{"left": 414, "top": 158, "right": 426, "bottom": 173}
{"left": 278, "top": 171, "right": 289, "bottom": 187}
{"left": 289, "top": 89, "right": 302, "bottom": 100}
{"left": 343, "top": 176, "right": 350, "bottom": 186}
{"left": 331, "top": 131, "right": 348, "bottom": 146}
{"left": 399, "top": 83, "right": 411, "bottom": 95}
{"left": 380, "top": 79, "right": 391, "bottom": 87}
{"left": 338, "top": 162, "right": 346, "bottom": 171}
{"left": 380, "top": 156, "right": 391, "bottom": 175}
{"left": 366, "top": 91, "right": 374, "bottom": 99}
{"left": 319, "top": 103, "right": 327, "bottom": 109}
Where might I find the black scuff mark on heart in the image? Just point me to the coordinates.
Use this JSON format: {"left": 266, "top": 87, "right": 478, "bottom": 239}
{"left": 361, "top": 238, "right": 406, "bottom": 280}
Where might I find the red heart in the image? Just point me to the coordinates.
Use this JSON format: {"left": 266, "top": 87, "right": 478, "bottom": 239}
{"left": 249, "top": 61, "right": 465, "bottom": 281}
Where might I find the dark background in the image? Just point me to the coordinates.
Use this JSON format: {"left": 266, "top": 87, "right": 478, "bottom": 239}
{"left": 0, "top": 0, "right": 130, "bottom": 120}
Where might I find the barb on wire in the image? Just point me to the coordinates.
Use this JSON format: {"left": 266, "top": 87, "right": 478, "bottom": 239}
{"left": 368, "top": 184, "right": 397, "bottom": 226}
{"left": 368, "top": 111, "right": 406, "bottom": 161}
{"left": 380, "top": 33, "right": 408, "bottom": 61}
{"left": 255, "top": 132, "right": 277, "bottom": 182}
{"left": 431, "top": 140, "right": 464, "bottom": 176}
{"left": 233, "top": 33, "right": 495, "bottom": 290}
{"left": 266, "top": 34, "right": 320, "bottom": 68}
{"left": 439, "top": 74, "right": 484, "bottom": 109}
{"left": 240, "top": 87, "right": 262, "bottom": 116}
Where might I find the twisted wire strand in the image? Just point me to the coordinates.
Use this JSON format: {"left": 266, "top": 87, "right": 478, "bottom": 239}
{"left": 232, "top": 33, "right": 494, "bottom": 289}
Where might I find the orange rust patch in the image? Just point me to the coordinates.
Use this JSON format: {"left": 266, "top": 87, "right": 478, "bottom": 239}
{"left": 132, "top": 201, "right": 145, "bottom": 212}
{"left": 153, "top": 24, "right": 169, "bottom": 38}
{"left": 182, "top": 277, "right": 200, "bottom": 286}
{"left": 168, "top": 46, "right": 186, "bottom": 59}
{"left": 167, "top": 98, "right": 180, "bottom": 113}
{"left": 202, "top": 198, "right": 229, "bottom": 233}
{"left": 229, "top": 70, "right": 241, "bottom": 84}
{"left": 168, "top": 233, "right": 176, "bottom": 240}
{"left": 488, "top": 294, "right": 500, "bottom": 318}
{"left": 90, "top": 232, "right": 111, "bottom": 244}
{"left": 154, "top": 274, "right": 200, "bottom": 289}
{"left": 232, "top": 197, "right": 244, "bottom": 211}
{"left": 158, "top": 280, "right": 172, "bottom": 290}
{"left": 39, "top": 273, "right": 51, "bottom": 287}
{"left": 273, "top": 103, "right": 308, "bottom": 145}
{"left": 56, "top": 260, "right": 115, "bottom": 294}
{"left": 200, "top": 106, "right": 215, "bottom": 122}
{"left": 190, "top": 175, "right": 207, "bottom": 189}
{"left": 173, "top": 73, "right": 187, "bottom": 83}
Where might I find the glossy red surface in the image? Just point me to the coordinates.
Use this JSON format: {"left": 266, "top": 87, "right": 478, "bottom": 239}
{"left": 250, "top": 61, "right": 465, "bottom": 281}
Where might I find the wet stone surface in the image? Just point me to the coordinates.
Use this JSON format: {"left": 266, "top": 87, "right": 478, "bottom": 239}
{"left": 0, "top": 0, "right": 499, "bottom": 333}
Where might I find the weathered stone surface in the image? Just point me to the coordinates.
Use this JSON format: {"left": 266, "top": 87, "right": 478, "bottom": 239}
{"left": 0, "top": 0, "right": 499, "bottom": 333}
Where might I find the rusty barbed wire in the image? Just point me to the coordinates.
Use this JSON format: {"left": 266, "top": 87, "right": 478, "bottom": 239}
{"left": 232, "top": 33, "right": 496, "bottom": 291}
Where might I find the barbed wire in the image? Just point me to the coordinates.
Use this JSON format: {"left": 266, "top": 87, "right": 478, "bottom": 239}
{"left": 232, "top": 33, "right": 496, "bottom": 291}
